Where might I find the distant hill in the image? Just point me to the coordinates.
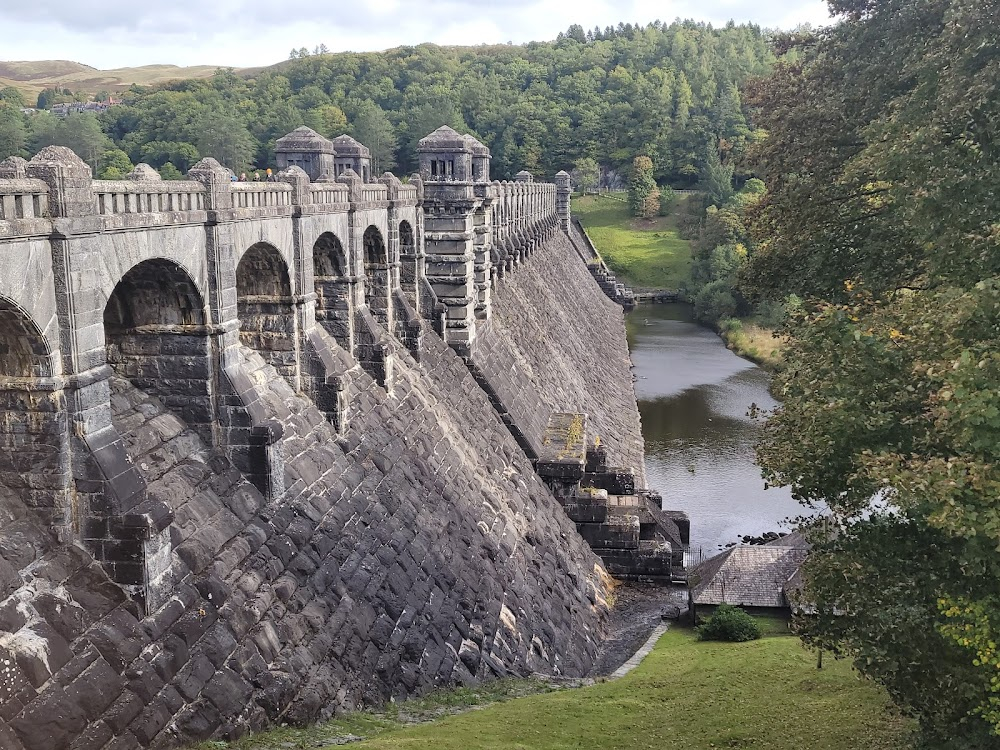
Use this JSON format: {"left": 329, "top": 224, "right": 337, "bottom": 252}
{"left": 0, "top": 60, "right": 234, "bottom": 102}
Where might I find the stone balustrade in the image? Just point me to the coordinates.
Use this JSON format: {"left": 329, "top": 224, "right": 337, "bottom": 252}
{"left": 93, "top": 179, "right": 207, "bottom": 215}
{"left": 0, "top": 178, "right": 49, "bottom": 221}
{"left": 230, "top": 181, "right": 292, "bottom": 209}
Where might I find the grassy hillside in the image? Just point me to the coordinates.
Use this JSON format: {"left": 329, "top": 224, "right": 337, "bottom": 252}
{"left": 572, "top": 194, "right": 693, "bottom": 290}
{"left": 187, "top": 626, "right": 913, "bottom": 750}
{"left": 0, "top": 60, "right": 228, "bottom": 101}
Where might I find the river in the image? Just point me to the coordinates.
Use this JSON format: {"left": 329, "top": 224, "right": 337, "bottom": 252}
{"left": 625, "top": 304, "right": 800, "bottom": 562}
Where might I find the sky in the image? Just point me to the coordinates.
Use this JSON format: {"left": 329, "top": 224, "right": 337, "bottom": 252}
{"left": 0, "top": 0, "right": 833, "bottom": 70}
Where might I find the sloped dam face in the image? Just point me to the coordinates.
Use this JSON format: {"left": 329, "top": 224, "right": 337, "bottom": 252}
{"left": 627, "top": 304, "right": 800, "bottom": 561}
{"left": 0, "top": 231, "right": 648, "bottom": 750}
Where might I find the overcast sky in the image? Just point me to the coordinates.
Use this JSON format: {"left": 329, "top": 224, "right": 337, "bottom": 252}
{"left": 1, "top": 0, "right": 833, "bottom": 70}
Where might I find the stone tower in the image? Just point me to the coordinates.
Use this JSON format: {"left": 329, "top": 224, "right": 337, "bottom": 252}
{"left": 330, "top": 134, "right": 373, "bottom": 182}
{"left": 274, "top": 126, "right": 336, "bottom": 181}
{"left": 416, "top": 126, "right": 483, "bottom": 353}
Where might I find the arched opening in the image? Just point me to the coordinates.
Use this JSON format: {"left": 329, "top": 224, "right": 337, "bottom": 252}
{"left": 236, "top": 243, "right": 297, "bottom": 381}
{"left": 313, "top": 232, "right": 352, "bottom": 350}
{"left": 0, "top": 298, "right": 69, "bottom": 527}
{"left": 363, "top": 226, "right": 390, "bottom": 325}
{"left": 104, "top": 259, "right": 214, "bottom": 442}
{"left": 398, "top": 220, "right": 417, "bottom": 310}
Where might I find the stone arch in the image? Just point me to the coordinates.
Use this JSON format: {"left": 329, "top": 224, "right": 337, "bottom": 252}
{"left": 0, "top": 297, "right": 69, "bottom": 528}
{"left": 313, "top": 232, "right": 352, "bottom": 350}
{"left": 104, "top": 258, "right": 215, "bottom": 442}
{"left": 363, "top": 225, "right": 390, "bottom": 325}
{"left": 398, "top": 220, "right": 418, "bottom": 309}
{"left": 237, "top": 242, "right": 298, "bottom": 381}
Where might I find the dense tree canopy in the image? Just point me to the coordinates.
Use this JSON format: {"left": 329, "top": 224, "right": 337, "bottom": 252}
{"left": 85, "top": 20, "right": 771, "bottom": 180}
{"left": 742, "top": 0, "right": 1000, "bottom": 744}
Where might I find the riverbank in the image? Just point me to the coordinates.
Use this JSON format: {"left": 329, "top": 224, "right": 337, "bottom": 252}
{"left": 719, "top": 317, "right": 784, "bottom": 370}
{"left": 185, "top": 625, "right": 911, "bottom": 750}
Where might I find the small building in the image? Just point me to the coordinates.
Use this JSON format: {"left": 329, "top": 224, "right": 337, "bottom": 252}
{"left": 690, "top": 533, "right": 809, "bottom": 621}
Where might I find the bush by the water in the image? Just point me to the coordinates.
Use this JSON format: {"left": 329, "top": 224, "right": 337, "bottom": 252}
{"left": 696, "top": 604, "right": 762, "bottom": 642}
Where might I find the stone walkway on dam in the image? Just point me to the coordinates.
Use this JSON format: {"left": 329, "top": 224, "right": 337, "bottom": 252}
{"left": 0, "top": 126, "right": 688, "bottom": 750}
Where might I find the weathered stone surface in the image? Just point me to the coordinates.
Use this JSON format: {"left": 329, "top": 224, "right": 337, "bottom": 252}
{"left": 0, "top": 129, "right": 648, "bottom": 749}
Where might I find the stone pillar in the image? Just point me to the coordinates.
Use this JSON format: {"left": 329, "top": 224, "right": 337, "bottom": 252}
{"left": 555, "top": 170, "right": 572, "bottom": 234}
{"left": 417, "top": 126, "right": 481, "bottom": 354}
{"left": 189, "top": 157, "right": 285, "bottom": 501}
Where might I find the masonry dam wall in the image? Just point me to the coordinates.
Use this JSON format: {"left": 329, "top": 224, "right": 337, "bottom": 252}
{"left": 0, "top": 126, "right": 686, "bottom": 750}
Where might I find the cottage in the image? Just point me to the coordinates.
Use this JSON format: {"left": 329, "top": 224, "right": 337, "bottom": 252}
{"left": 690, "top": 532, "right": 810, "bottom": 620}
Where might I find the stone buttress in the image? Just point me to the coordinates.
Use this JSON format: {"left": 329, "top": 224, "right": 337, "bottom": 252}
{"left": 0, "top": 127, "right": 683, "bottom": 750}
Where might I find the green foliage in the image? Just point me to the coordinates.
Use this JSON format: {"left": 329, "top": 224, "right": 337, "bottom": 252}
{"left": 30, "top": 112, "right": 110, "bottom": 168}
{"left": 696, "top": 604, "right": 763, "bottom": 642}
{"left": 628, "top": 155, "right": 657, "bottom": 218}
{"left": 0, "top": 86, "right": 25, "bottom": 107}
{"left": 702, "top": 143, "right": 734, "bottom": 206}
{"left": 98, "top": 149, "right": 133, "bottom": 179}
{"left": 349, "top": 99, "right": 397, "bottom": 174}
{"left": 746, "top": 0, "right": 1000, "bottom": 733}
{"left": 571, "top": 156, "right": 600, "bottom": 193}
{"left": 0, "top": 103, "right": 27, "bottom": 160}
{"left": 693, "top": 278, "right": 739, "bottom": 323}
{"left": 658, "top": 185, "right": 675, "bottom": 215}
{"left": 158, "top": 162, "right": 183, "bottom": 180}
{"left": 86, "top": 21, "right": 772, "bottom": 180}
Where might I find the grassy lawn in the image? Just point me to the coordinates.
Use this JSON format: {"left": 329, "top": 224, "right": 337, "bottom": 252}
{"left": 572, "top": 194, "right": 693, "bottom": 290}
{"left": 190, "top": 627, "right": 912, "bottom": 750}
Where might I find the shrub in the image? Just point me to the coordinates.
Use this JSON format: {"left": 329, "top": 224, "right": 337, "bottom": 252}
{"left": 696, "top": 604, "right": 762, "bottom": 642}
{"left": 693, "top": 279, "right": 738, "bottom": 324}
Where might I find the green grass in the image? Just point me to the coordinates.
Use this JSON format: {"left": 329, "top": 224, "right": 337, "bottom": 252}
{"left": 190, "top": 628, "right": 913, "bottom": 750}
{"left": 572, "top": 194, "right": 693, "bottom": 290}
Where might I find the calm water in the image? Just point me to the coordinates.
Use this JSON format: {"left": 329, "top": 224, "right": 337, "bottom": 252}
{"left": 626, "top": 304, "right": 800, "bottom": 559}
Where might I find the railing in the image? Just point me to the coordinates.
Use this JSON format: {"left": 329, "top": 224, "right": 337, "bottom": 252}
{"left": 0, "top": 180, "right": 49, "bottom": 221}
{"left": 397, "top": 184, "right": 418, "bottom": 201}
{"left": 230, "top": 182, "right": 292, "bottom": 209}
{"left": 93, "top": 180, "right": 206, "bottom": 215}
{"left": 308, "top": 184, "right": 349, "bottom": 206}
{"left": 360, "top": 184, "right": 388, "bottom": 203}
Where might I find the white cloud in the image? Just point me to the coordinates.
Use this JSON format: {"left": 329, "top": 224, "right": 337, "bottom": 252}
{"left": 0, "top": 0, "right": 833, "bottom": 69}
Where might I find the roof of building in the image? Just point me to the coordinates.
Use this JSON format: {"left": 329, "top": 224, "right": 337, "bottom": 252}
{"left": 330, "top": 134, "right": 370, "bottom": 157}
{"left": 418, "top": 125, "right": 471, "bottom": 151}
{"left": 274, "top": 126, "right": 335, "bottom": 154}
{"left": 691, "top": 544, "right": 809, "bottom": 608}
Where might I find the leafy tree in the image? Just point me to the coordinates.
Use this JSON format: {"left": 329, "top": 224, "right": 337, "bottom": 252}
{"left": 98, "top": 148, "right": 133, "bottom": 179}
{"left": 314, "top": 104, "right": 347, "bottom": 137}
{"left": 349, "top": 99, "right": 397, "bottom": 174}
{"left": 743, "top": 0, "right": 1000, "bottom": 743}
{"left": 193, "top": 110, "right": 256, "bottom": 171}
{"left": 0, "top": 87, "right": 25, "bottom": 107}
{"left": 571, "top": 157, "right": 600, "bottom": 193}
{"left": 30, "top": 112, "right": 110, "bottom": 169}
{"left": 628, "top": 155, "right": 658, "bottom": 218}
{"left": 702, "top": 143, "right": 733, "bottom": 206}
{"left": 0, "top": 103, "right": 27, "bottom": 160}
{"left": 158, "top": 162, "right": 183, "bottom": 180}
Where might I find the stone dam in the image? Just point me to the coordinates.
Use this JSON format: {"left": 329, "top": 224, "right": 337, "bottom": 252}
{"left": 0, "top": 125, "right": 688, "bottom": 749}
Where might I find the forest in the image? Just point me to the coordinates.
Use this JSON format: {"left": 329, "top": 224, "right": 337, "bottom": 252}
{"left": 0, "top": 20, "right": 772, "bottom": 185}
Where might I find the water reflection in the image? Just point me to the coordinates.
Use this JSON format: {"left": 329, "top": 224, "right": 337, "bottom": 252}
{"left": 627, "top": 304, "right": 800, "bottom": 559}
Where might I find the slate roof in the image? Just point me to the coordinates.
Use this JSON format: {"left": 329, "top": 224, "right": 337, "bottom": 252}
{"left": 691, "top": 545, "right": 809, "bottom": 608}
